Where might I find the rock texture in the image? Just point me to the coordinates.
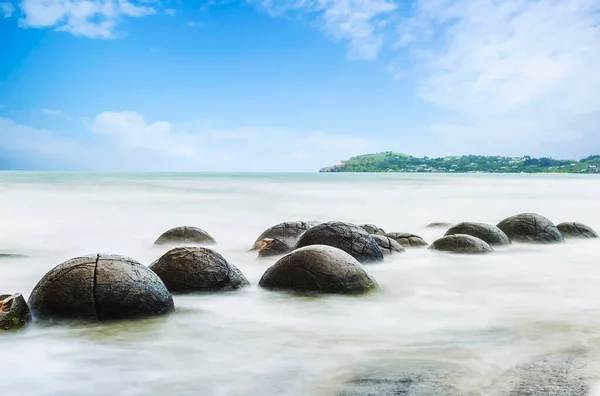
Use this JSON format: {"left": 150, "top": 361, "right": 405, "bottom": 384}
{"left": 371, "top": 235, "right": 405, "bottom": 255}
{"left": 253, "top": 221, "right": 317, "bottom": 246}
{"left": 293, "top": 222, "right": 384, "bottom": 264}
{"left": 385, "top": 232, "right": 428, "bottom": 248}
{"left": 557, "top": 222, "right": 599, "bottom": 239}
{"left": 0, "top": 293, "right": 31, "bottom": 331}
{"left": 252, "top": 238, "right": 292, "bottom": 258}
{"left": 497, "top": 213, "right": 564, "bottom": 244}
{"left": 28, "top": 254, "right": 174, "bottom": 321}
{"left": 150, "top": 247, "right": 249, "bottom": 293}
{"left": 154, "top": 226, "right": 216, "bottom": 246}
{"left": 445, "top": 222, "right": 511, "bottom": 247}
{"left": 360, "top": 224, "right": 386, "bottom": 235}
{"left": 258, "top": 245, "right": 378, "bottom": 294}
{"left": 429, "top": 234, "right": 494, "bottom": 254}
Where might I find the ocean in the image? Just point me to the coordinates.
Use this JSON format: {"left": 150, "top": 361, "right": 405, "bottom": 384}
{"left": 1, "top": 171, "right": 600, "bottom": 395}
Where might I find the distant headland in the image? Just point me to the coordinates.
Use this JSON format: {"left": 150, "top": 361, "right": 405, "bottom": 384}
{"left": 319, "top": 153, "right": 600, "bottom": 174}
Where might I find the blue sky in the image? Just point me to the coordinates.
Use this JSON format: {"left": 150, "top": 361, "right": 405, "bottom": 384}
{"left": 1, "top": 0, "right": 600, "bottom": 171}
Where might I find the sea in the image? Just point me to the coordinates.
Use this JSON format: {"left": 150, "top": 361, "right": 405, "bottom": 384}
{"left": 1, "top": 171, "right": 600, "bottom": 395}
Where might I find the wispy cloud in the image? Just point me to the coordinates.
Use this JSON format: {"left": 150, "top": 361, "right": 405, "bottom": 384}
{"left": 42, "top": 108, "right": 65, "bottom": 116}
{"left": 0, "top": 2, "right": 14, "bottom": 18}
{"left": 165, "top": 8, "right": 175, "bottom": 15}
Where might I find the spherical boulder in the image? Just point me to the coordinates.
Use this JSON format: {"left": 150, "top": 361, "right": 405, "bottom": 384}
{"left": 429, "top": 234, "right": 494, "bottom": 254}
{"left": 149, "top": 247, "right": 249, "bottom": 293}
{"left": 258, "top": 245, "right": 378, "bottom": 294}
{"left": 371, "top": 235, "right": 405, "bottom": 255}
{"left": 252, "top": 238, "right": 292, "bottom": 258}
{"left": 445, "top": 222, "right": 511, "bottom": 247}
{"left": 385, "top": 232, "right": 428, "bottom": 248}
{"left": 556, "top": 222, "right": 599, "bottom": 239}
{"left": 360, "top": 224, "right": 386, "bottom": 235}
{"left": 154, "top": 226, "right": 216, "bottom": 246}
{"left": 28, "top": 254, "right": 174, "bottom": 322}
{"left": 253, "top": 221, "right": 317, "bottom": 246}
{"left": 293, "top": 221, "right": 384, "bottom": 264}
{"left": 496, "top": 213, "right": 564, "bottom": 244}
{"left": 0, "top": 293, "right": 31, "bottom": 331}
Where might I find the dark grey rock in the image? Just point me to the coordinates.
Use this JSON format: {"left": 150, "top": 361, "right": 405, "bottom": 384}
{"left": 28, "top": 254, "right": 174, "bottom": 322}
{"left": 0, "top": 293, "right": 31, "bottom": 331}
{"left": 445, "top": 222, "right": 511, "bottom": 247}
{"left": 385, "top": 232, "right": 428, "bottom": 248}
{"left": 293, "top": 221, "right": 384, "bottom": 264}
{"left": 497, "top": 213, "right": 564, "bottom": 244}
{"left": 370, "top": 235, "right": 405, "bottom": 255}
{"left": 360, "top": 224, "right": 386, "bottom": 235}
{"left": 430, "top": 234, "right": 494, "bottom": 254}
{"left": 557, "top": 222, "right": 598, "bottom": 239}
{"left": 252, "top": 238, "right": 292, "bottom": 258}
{"left": 258, "top": 245, "right": 378, "bottom": 294}
{"left": 0, "top": 253, "right": 28, "bottom": 259}
{"left": 426, "top": 222, "right": 454, "bottom": 229}
{"left": 149, "top": 247, "right": 249, "bottom": 293}
{"left": 253, "top": 221, "right": 317, "bottom": 246}
{"left": 154, "top": 226, "right": 216, "bottom": 246}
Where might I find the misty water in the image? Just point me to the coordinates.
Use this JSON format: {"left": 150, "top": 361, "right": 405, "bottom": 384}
{"left": 2, "top": 172, "right": 600, "bottom": 395}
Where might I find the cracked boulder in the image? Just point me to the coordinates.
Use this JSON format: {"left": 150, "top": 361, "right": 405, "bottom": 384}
{"left": 360, "top": 224, "right": 386, "bottom": 235}
{"left": 0, "top": 293, "right": 32, "bottom": 331}
{"left": 293, "top": 221, "right": 384, "bottom": 264}
{"left": 258, "top": 245, "right": 378, "bottom": 294}
{"left": 253, "top": 221, "right": 318, "bottom": 247}
{"left": 445, "top": 222, "right": 511, "bottom": 247}
{"left": 154, "top": 226, "right": 216, "bottom": 246}
{"left": 385, "top": 232, "right": 428, "bottom": 248}
{"left": 497, "top": 213, "right": 564, "bottom": 244}
{"left": 371, "top": 235, "right": 405, "bottom": 255}
{"left": 150, "top": 247, "right": 249, "bottom": 293}
{"left": 430, "top": 234, "right": 494, "bottom": 254}
{"left": 28, "top": 254, "right": 174, "bottom": 322}
{"left": 252, "top": 238, "right": 292, "bottom": 258}
{"left": 557, "top": 222, "right": 598, "bottom": 239}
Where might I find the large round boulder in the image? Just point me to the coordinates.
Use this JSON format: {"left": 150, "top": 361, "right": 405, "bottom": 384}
{"left": 253, "top": 221, "right": 317, "bottom": 246}
{"left": 149, "top": 247, "right": 249, "bottom": 293}
{"left": 371, "top": 235, "right": 405, "bottom": 255}
{"left": 360, "top": 224, "right": 386, "bottom": 235}
{"left": 445, "top": 222, "right": 511, "bottom": 247}
{"left": 293, "top": 221, "right": 384, "bottom": 264}
{"left": 0, "top": 293, "right": 31, "bottom": 331}
{"left": 385, "top": 232, "right": 428, "bottom": 248}
{"left": 429, "top": 234, "right": 494, "bottom": 254}
{"left": 556, "top": 222, "right": 598, "bottom": 239}
{"left": 258, "top": 245, "right": 378, "bottom": 294}
{"left": 252, "top": 238, "right": 292, "bottom": 258}
{"left": 154, "top": 226, "right": 216, "bottom": 246}
{"left": 496, "top": 213, "right": 564, "bottom": 244}
{"left": 28, "top": 254, "right": 174, "bottom": 321}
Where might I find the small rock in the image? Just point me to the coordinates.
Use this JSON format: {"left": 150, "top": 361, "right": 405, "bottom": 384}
{"left": 0, "top": 293, "right": 31, "bottom": 331}
{"left": 370, "top": 235, "right": 405, "bottom": 255}
{"left": 385, "top": 232, "right": 428, "bottom": 248}
{"left": 556, "top": 222, "right": 598, "bottom": 239}
{"left": 497, "top": 213, "right": 564, "bottom": 244}
{"left": 154, "top": 226, "right": 216, "bottom": 246}
{"left": 258, "top": 245, "right": 378, "bottom": 294}
{"left": 150, "top": 247, "right": 249, "bottom": 293}
{"left": 426, "top": 222, "right": 454, "bottom": 229}
{"left": 360, "top": 224, "right": 386, "bottom": 235}
{"left": 430, "top": 234, "right": 494, "bottom": 254}
{"left": 445, "top": 222, "right": 511, "bottom": 246}
{"left": 252, "top": 238, "right": 292, "bottom": 258}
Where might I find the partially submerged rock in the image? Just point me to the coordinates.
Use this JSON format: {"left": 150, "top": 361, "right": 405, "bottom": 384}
{"left": 445, "top": 222, "right": 511, "bottom": 247}
{"left": 497, "top": 213, "right": 564, "bottom": 244}
{"left": 426, "top": 222, "right": 454, "bottom": 229}
{"left": 28, "top": 254, "right": 174, "bottom": 322}
{"left": 150, "top": 247, "right": 249, "bottom": 293}
{"left": 0, "top": 253, "right": 28, "bottom": 259}
{"left": 385, "top": 232, "right": 428, "bottom": 248}
{"left": 252, "top": 238, "right": 292, "bottom": 258}
{"left": 253, "top": 221, "right": 317, "bottom": 246}
{"left": 359, "top": 224, "right": 386, "bottom": 235}
{"left": 370, "top": 234, "right": 405, "bottom": 255}
{"left": 0, "top": 293, "right": 31, "bottom": 331}
{"left": 154, "top": 226, "right": 216, "bottom": 246}
{"left": 430, "top": 234, "right": 494, "bottom": 254}
{"left": 294, "top": 221, "right": 384, "bottom": 264}
{"left": 258, "top": 245, "right": 378, "bottom": 294}
{"left": 557, "top": 222, "right": 598, "bottom": 239}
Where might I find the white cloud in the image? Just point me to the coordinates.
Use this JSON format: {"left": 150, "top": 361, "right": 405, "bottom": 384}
{"left": 18, "top": 0, "right": 157, "bottom": 38}
{"left": 164, "top": 8, "right": 175, "bottom": 15}
{"left": 42, "top": 108, "right": 65, "bottom": 116}
{"left": 0, "top": 2, "right": 14, "bottom": 17}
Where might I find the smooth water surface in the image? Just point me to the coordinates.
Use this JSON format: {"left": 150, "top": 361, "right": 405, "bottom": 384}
{"left": 2, "top": 172, "right": 600, "bottom": 395}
